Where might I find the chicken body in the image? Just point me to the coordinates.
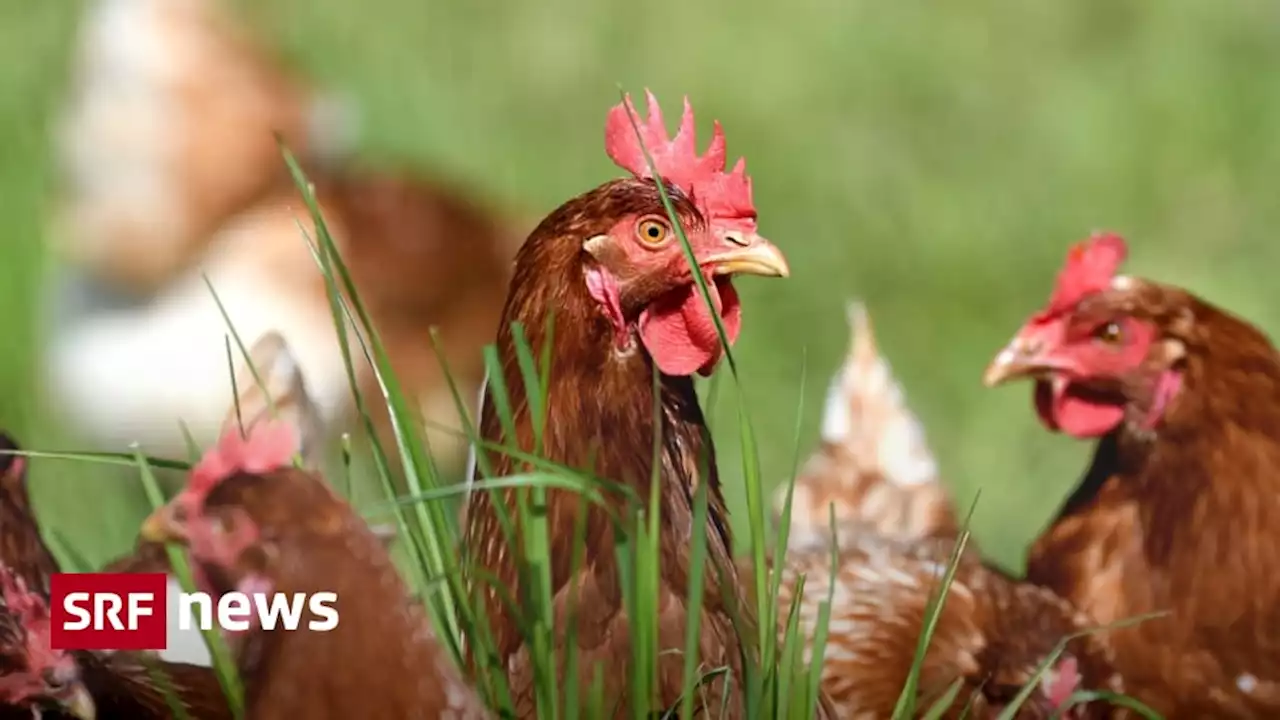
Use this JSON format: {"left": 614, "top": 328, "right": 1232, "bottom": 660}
{"left": 461, "top": 90, "right": 798, "bottom": 716}
{"left": 987, "top": 234, "right": 1280, "bottom": 717}
{"left": 463, "top": 179, "right": 769, "bottom": 716}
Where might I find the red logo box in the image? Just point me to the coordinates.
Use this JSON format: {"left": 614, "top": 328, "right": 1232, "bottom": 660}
{"left": 49, "top": 573, "right": 169, "bottom": 651}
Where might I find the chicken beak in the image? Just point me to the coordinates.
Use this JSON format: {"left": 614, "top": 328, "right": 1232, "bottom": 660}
{"left": 704, "top": 233, "right": 790, "bottom": 278}
{"left": 983, "top": 323, "right": 1069, "bottom": 388}
{"left": 54, "top": 681, "right": 96, "bottom": 720}
{"left": 984, "top": 339, "right": 1043, "bottom": 387}
{"left": 139, "top": 505, "right": 185, "bottom": 545}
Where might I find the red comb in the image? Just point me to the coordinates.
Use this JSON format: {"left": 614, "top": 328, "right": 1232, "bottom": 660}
{"left": 605, "top": 90, "right": 757, "bottom": 223}
{"left": 189, "top": 420, "right": 298, "bottom": 496}
{"left": 1034, "top": 232, "right": 1128, "bottom": 322}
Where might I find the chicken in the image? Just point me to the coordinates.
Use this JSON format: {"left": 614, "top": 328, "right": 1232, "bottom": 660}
{"left": 138, "top": 419, "right": 489, "bottom": 719}
{"left": 769, "top": 531, "right": 1124, "bottom": 718}
{"left": 776, "top": 300, "right": 956, "bottom": 551}
{"left": 104, "top": 329, "right": 337, "bottom": 667}
{"left": 49, "top": 162, "right": 519, "bottom": 468}
{"left": 461, "top": 92, "right": 789, "bottom": 716}
{"left": 0, "top": 563, "right": 97, "bottom": 719}
{"left": 53, "top": 0, "right": 357, "bottom": 293}
{"left": 48, "top": 0, "right": 521, "bottom": 470}
{"left": 984, "top": 232, "right": 1280, "bottom": 717}
{"left": 0, "top": 433, "right": 232, "bottom": 718}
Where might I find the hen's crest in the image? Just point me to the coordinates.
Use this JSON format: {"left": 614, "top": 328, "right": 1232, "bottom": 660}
{"left": 1037, "top": 232, "right": 1128, "bottom": 321}
{"left": 604, "top": 89, "right": 756, "bottom": 222}
{"left": 191, "top": 419, "right": 298, "bottom": 496}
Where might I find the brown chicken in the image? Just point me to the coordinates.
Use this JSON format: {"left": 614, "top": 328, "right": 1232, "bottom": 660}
{"left": 984, "top": 232, "right": 1280, "bottom": 717}
{"left": 139, "top": 419, "right": 489, "bottom": 719}
{"left": 764, "top": 531, "right": 1124, "bottom": 718}
{"left": 50, "top": 161, "right": 519, "bottom": 472}
{"left": 50, "top": 0, "right": 521, "bottom": 469}
{"left": 461, "top": 92, "right": 789, "bottom": 716}
{"left": 102, "top": 328, "right": 398, "bottom": 672}
{"left": 0, "top": 563, "right": 96, "bottom": 719}
{"left": 54, "top": 0, "right": 356, "bottom": 292}
{"left": 776, "top": 300, "right": 956, "bottom": 551}
{"left": 0, "top": 433, "right": 232, "bottom": 718}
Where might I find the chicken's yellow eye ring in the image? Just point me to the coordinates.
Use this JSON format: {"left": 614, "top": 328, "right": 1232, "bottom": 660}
{"left": 636, "top": 218, "right": 670, "bottom": 245}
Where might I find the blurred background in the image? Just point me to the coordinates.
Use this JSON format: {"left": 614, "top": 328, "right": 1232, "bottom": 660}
{"left": 2, "top": 0, "right": 1279, "bottom": 573}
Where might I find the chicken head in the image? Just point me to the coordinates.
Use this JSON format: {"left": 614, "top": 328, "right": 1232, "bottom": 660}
{"left": 139, "top": 420, "right": 299, "bottom": 600}
{"left": 983, "top": 233, "right": 1184, "bottom": 438}
{"left": 0, "top": 564, "right": 96, "bottom": 719}
{"left": 593, "top": 90, "right": 789, "bottom": 377}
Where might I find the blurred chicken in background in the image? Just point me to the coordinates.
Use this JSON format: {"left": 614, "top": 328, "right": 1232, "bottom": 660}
{"left": 776, "top": 301, "right": 958, "bottom": 550}
{"left": 51, "top": 0, "right": 356, "bottom": 294}
{"left": 46, "top": 0, "right": 523, "bottom": 468}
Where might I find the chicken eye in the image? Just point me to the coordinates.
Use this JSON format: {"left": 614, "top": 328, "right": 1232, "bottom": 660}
{"left": 636, "top": 218, "right": 670, "bottom": 245}
{"left": 1095, "top": 321, "right": 1124, "bottom": 345}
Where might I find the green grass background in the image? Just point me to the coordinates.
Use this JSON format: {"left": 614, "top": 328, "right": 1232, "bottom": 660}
{"left": 3, "top": 0, "right": 1280, "bottom": 573}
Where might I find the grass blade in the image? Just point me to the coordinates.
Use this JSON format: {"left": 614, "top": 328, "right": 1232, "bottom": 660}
{"left": 130, "top": 448, "right": 243, "bottom": 718}
{"left": 891, "top": 493, "right": 979, "bottom": 719}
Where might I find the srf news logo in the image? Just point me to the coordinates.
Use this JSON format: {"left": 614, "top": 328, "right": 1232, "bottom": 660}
{"left": 49, "top": 573, "right": 340, "bottom": 651}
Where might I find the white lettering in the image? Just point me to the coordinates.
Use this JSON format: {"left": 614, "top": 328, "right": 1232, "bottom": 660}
{"left": 178, "top": 592, "right": 213, "bottom": 631}
{"left": 97, "top": 594, "right": 123, "bottom": 630}
{"left": 308, "top": 593, "right": 339, "bottom": 631}
{"left": 63, "top": 593, "right": 92, "bottom": 631}
{"left": 127, "top": 593, "right": 153, "bottom": 630}
{"left": 164, "top": 591, "right": 342, "bottom": 632}
{"left": 217, "top": 593, "right": 252, "bottom": 632}
{"left": 252, "top": 592, "right": 305, "bottom": 630}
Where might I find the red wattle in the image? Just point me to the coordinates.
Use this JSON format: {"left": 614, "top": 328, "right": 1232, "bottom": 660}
{"left": 639, "top": 278, "right": 741, "bottom": 376}
{"left": 1034, "top": 379, "right": 1125, "bottom": 438}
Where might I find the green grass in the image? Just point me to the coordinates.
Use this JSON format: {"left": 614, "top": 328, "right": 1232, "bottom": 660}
{"left": 6, "top": 0, "right": 1280, "bottom": 577}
